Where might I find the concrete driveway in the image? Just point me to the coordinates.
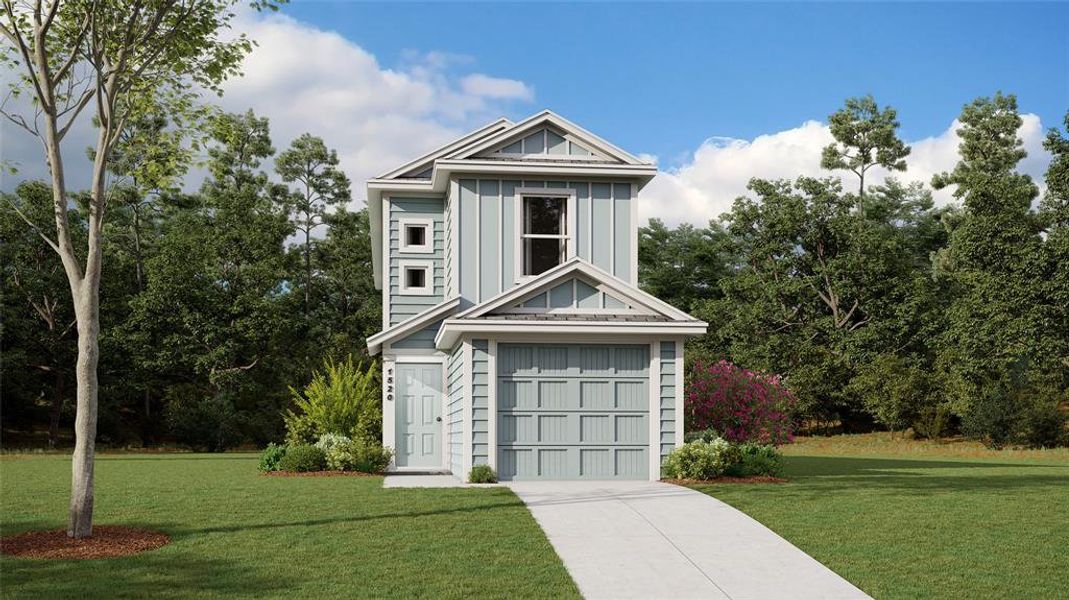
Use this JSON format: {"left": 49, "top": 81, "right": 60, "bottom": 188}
{"left": 507, "top": 481, "right": 870, "bottom": 600}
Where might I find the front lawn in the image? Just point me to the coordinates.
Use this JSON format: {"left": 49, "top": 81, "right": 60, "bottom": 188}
{"left": 688, "top": 434, "right": 1069, "bottom": 599}
{"left": 0, "top": 453, "right": 579, "bottom": 599}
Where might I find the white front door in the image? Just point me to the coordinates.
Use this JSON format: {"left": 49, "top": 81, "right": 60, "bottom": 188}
{"left": 395, "top": 363, "right": 442, "bottom": 467}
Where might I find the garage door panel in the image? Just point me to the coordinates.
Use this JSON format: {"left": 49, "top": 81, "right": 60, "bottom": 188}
{"left": 498, "top": 343, "right": 651, "bottom": 480}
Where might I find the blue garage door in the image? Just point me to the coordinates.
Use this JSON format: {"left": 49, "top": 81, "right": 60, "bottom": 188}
{"left": 497, "top": 344, "right": 649, "bottom": 480}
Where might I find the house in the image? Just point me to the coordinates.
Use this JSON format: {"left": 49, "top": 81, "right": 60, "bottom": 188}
{"left": 365, "top": 110, "right": 708, "bottom": 481}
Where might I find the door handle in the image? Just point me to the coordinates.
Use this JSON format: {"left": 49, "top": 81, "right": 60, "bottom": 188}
{"left": 436, "top": 416, "right": 442, "bottom": 422}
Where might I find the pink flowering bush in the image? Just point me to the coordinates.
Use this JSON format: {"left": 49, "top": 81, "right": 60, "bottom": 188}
{"left": 685, "top": 360, "right": 797, "bottom": 445}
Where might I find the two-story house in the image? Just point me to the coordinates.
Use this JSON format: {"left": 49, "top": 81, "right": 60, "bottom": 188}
{"left": 366, "top": 110, "right": 708, "bottom": 481}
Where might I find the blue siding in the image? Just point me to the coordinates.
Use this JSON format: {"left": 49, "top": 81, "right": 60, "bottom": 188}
{"left": 591, "top": 183, "right": 612, "bottom": 273}
{"left": 659, "top": 341, "right": 677, "bottom": 464}
{"left": 478, "top": 181, "right": 500, "bottom": 299}
{"left": 471, "top": 340, "right": 490, "bottom": 466}
{"left": 613, "top": 183, "right": 632, "bottom": 281}
{"left": 459, "top": 180, "right": 478, "bottom": 307}
{"left": 390, "top": 320, "right": 444, "bottom": 350}
{"left": 388, "top": 198, "right": 444, "bottom": 326}
{"left": 447, "top": 344, "right": 465, "bottom": 476}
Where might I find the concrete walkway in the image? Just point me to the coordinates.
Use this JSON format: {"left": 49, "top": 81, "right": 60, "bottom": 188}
{"left": 507, "top": 481, "right": 870, "bottom": 600}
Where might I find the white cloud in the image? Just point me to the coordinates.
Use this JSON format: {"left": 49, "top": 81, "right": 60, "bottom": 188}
{"left": 459, "top": 74, "right": 533, "bottom": 101}
{"left": 642, "top": 114, "right": 1052, "bottom": 227}
{"left": 0, "top": 9, "right": 534, "bottom": 200}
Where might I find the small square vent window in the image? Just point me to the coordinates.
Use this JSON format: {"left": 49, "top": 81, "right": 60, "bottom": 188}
{"left": 399, "top": 218, "right": 432, "bottom": 253}
{"left": 399, "top": 261, "right": 432, "bottom": 295}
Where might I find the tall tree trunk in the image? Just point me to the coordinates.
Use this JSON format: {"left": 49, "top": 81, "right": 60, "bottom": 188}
{"left": 68, "top": 287, "right": 100, "bottom": 538}
{"left": 304, "top": 221, "right": 311, "bottom": 316}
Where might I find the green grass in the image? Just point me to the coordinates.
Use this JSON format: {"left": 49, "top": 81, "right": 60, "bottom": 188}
{"left": 0, "top": 453, "right": 579, "bottom": 600}
{"left": 689, "top": 435, "right": 1069, "bottom": 600}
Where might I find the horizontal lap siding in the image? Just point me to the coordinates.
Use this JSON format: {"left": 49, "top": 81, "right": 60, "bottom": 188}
{"left": 659, "top": 341, "right": 677, "bottom": 463}
{"left": 447, "top": 344, "right": 464, "bottom": 476}
{"left": 390, "top": 319, "right": 444, "bottom": 350}
{"left": 389, "top": 198, "right": 445, "bottom": 326}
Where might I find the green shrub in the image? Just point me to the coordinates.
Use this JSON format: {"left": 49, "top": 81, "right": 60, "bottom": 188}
{"left": 315, "top": 432, "right": 351, "bottom": 454}
{"left": 325, "top": 439, "right": 393, "bottom": 473}
{"left": 661, "top": 438, "right": 741, "bottom": 480}
{"left": 735, "top": 443, "right": 783, "bottom": 477}
{"left": 684, "top": 427, "right": 721, "bottom": 443}
{"left": 258, "top": 443, "right": 287, "bottom": 472}
{"left": 1019, "top": 401, "right": 1068, "bottom": 449}
{"left": 468, "top": 464, "right": 497, "bottom": 483}
{"left": 277, "top": 444, "right": 327, "bottom": 472}
{"left": 284, "top": 356, "right": 382, "bottom": 446}
{"left": 850, "top": 354, "right": 938, "bottom": 435}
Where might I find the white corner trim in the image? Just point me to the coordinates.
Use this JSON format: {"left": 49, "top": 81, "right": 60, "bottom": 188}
{"left": 649, "top": 342, "right": 661, "bottom": 482}
{"left": 631, "top": 182, "right": 639, "bottom": 285}
{"left": 398, "top": 217, "right": 434, "bottom": 254}
{"left": 382, "top": 197, "right": 392, "bottom": 330}
{"left": 462, "top": 339, "right": 473, "bottom": 481}
{"left": 675, "top": 340, "right": 684, "bottom": 447}
{"left": 487, "top": 339, "right": 498, "bottom": 470}
{"left": 398, "top": 259, "right": 435, "bottom": 296}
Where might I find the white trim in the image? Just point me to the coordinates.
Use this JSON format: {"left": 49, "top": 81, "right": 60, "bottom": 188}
{"left": 475, "top": 180, "right": 482, "bottom": 301}
{"left": 487, "top": 339, "right": 498, "bottom": 471}
{"left": 367, "top": 297, "right": 460, "bottom": 355}
{"left": 675, "top": 340, "right": 684, "bottom": 448}
{"left": 498, "top": 182, "right": 504, "bottom": 294}
{"left": 377, "top": 118, "right": 512, "bottom": 180}
{"left": 449, "top": 177, "right": 460, "bottom": 297}
{"left": 649, "top": 341, "right": 660, "bottom": 481}
{"left": 387, "top": 360, "right": 449, "bottom": 472}
{"left": 382, "top": 197, "right": 391, "bottom": 329}
{"left": 436, "top": 319, "right": 707, "bottom": 351}
{"left": 391, "top": 355, "right": 447, "bottom": 364}
{"left": 442, "top": 359, "right": 450, "bottom": 469}
{"left": 586, "top": 182, "right": 593, "bottom": 259}
{"left": 398, "top": 217, "right": 434, "bottom": 254}
{"left": 454, "top": 258, "right": 701, "bottom": 323}
{"left": 398, "top": 259, "right": 434, "bottom": 296}
{"left": 447, "top": 110, "right": 650, "bottom": 166}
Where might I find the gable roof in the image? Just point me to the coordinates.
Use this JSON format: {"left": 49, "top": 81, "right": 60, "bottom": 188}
{"left": 445, "top": 110, "right": 648, "bottom": 166}
{"left": 435, "top": 258, "right": 707, "bottom": 350}
{"left": 366, "top": 296, "right": 461, "bottom": 356}
{"left": 367, "top": 110, "right": 658, "bottom": 289}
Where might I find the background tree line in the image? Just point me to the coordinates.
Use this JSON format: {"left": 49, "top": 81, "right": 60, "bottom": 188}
{"left": 4, "top": 93, "right": 1067, "bottom": 451}
{"left": 642, "top": 94, "right": 1069, "bottom": 447}
{"left": 3, "top": 110, "right": 379, "bottom": 450}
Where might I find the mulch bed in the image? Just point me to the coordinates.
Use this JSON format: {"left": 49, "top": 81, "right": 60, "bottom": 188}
{"left": 0, "top": 526, "right": 170, "bottom": 560}
{"left": 261, "top": 470, "right": 380, "bottom": 477}
{"left": 662, "top": 476, "right": 788, "bottom": 485}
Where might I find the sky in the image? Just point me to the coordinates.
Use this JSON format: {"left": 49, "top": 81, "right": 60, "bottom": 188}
{"left": 2, "top": 1, "right": 1067, "bottom": 225}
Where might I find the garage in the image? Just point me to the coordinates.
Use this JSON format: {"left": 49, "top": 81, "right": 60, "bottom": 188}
{"left": 496, "top": 343, "right": 650, "bottom": 480}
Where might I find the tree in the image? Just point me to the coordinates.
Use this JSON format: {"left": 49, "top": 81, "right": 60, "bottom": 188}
{"left": 638, "top": 218, "right": 728, "bottom": 313}
{"left": 1039, "top": 112, "right": 1069, "bottom": 386}
{"left": 931, "top": 93, "right": 1048, "bottom": 414}
{"left": 127, "top": 110, "right": 296, "bottom": 448}
{"left": 275, "top": 133, "right": 351, "bottom": 315}
{"left": 821, "top": 95, "right": 911, "bottom": 199}
{"left": 315, "top": 207, "right": 381, "bottom": 356}
{"left": 0, "top": 0, "right": 259, "bottom": 537}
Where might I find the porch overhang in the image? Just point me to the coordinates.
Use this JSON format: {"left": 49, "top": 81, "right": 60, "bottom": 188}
{"left": 434, "top": 318, "right": 708, "bottom": 351}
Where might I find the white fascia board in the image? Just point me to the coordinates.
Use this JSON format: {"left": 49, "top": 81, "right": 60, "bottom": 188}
{"left": 434, "top": 319, "right": 708, "bottom": 351}
{"left": 432, "top": 160, "right": 657, "bottom": 186}
{"left": 367, "top": 296, "right": 461, "bottom": 356}
{"left": 447, "top": 110, "right": 650, "bottom": 167}
{"left": 452, "top": 257, "right": 584, "bottom": 319}
{"left": 376, "top": 118, "right": 512, "bottom": 180}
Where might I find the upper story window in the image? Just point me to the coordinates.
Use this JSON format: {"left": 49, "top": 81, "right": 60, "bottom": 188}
{"left": 399, "top": 218, "right": 433, "bottom": 254}
{"left": 522, "top": 195, "right": 569, "bottom": 276}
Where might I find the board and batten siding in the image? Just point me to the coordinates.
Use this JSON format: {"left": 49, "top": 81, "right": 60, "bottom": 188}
{"left": 659, "top": 341, "right": 677, "bottom": 463}
{"left": 455, "top": 179, "right": 636, "bottom": 306}
{"left": 471, "top": 339, "right": 490, "bottom": 466}
{"left": 447, "top": 344, "right": 465, "bottom": 476}
{"left": 388, "top": 197, "right": 445, "bottom": 326}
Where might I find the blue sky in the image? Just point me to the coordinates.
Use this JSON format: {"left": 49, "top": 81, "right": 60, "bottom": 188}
{"left": 282, "top": 1, "right": 1068, "bottom": 167}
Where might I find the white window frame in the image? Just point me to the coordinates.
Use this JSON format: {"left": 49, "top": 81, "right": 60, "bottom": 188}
{"left": 399, "top": 259, "right": 434, "bottom": 296}
{"left": 399, "top": 218, "right": 434, "bottom": 254}
{"left": 514, "top": 187, "right": 577, "bottom": 281}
